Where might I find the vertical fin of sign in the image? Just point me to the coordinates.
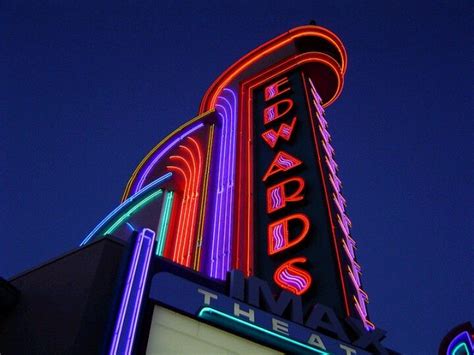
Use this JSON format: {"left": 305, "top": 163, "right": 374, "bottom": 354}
{"left": 109, "top": 228, "right": 155, "bottom": 355}
{"left": 304, "top": 74, "right": 374, "bottom": 330}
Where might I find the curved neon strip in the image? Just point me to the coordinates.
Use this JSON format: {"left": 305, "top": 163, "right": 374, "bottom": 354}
{"left": 224, "top": 88, "right": 238, "bottom": 276}
{"left": 105, "top": 189, "right": 163, "bottom": 235}
{"left": 198, "top": 307, "right": 329, "bottom": 355}
{"left": 447, "top": 331, "right": 473, "bottom": 355}
{"left": 447, "top": 330, "right": 474, "bottom": 355}
{"left": 209, "top": 88, "right": 237, "bottom": 279}
{"left": 170, "top": 154, "right": 193, "bottom": 264}
{"left": 199, "top": 25, "right": 347, "bottom": 113}
{"left": 80, "top": 172, "right": 172, "bottom": 246}
{"left": 194, "top": 125, "right": 215, "bottom": 270}
{"left": 133, "top": 123, "right": 204, "bottom": 194}
{"left": 167, "top": 137, "right": 204, "bottom": 268}
{"left": 452, "top": 343, "right": 469, "bottom": 355}
{"left": 446, "top": 330, "right": 474, "bottom": 355}
{"left": 210, "top": 109, "right": 227, "bottom": 278}
{"left": 274, "top": 257, "right": 311, "bottom": 295}
{"left": 121, "top": 109, "right": 213, "bottom": 201}
{"left": 166, "top": 165, "right": 189, "bottom": 263}
{"left": 218, "top": 100, "right": 232, "bottom": 277}
{"left": 174, "top": 142, "right": 201, "bottom": 267}
{"left": 180, "top": 144, "right": 198, "bottom": 265}
{"left": 210, "top": 110, "right": 225, "bottom": 277}
{"left": 176, "top": 150, "right": 195, "bottom": 266}
{"left": 187, "top": 137, "right": 203, "bottom": 269}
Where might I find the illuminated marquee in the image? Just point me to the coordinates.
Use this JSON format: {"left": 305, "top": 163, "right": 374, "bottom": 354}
{"left": 78, "top": 24, "right": 393, "bottom": 354}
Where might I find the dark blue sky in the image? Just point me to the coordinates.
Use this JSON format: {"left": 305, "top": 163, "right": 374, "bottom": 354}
{"left": 1, "top": 1, "right": 472, "bottom": 353}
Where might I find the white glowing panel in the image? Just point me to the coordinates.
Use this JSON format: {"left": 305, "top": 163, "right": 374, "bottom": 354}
{"left": 146, "top": 306, "right": 283, "bottom": 355}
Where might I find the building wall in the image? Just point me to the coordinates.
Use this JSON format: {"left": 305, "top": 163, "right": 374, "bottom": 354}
{"left": 0, "top": 238, "right": 126, "bottom": 355}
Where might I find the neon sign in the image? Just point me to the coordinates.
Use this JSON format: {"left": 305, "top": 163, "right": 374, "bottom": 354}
{"left": 266, "top": 177, "right": 305, "bottom": 213}
{"left": 149, "top": 272, "right": 390, "bottom": 354}
{"left": 257, "top": 76, "right": 315, "bottom": 295}
{"left": 79, "top": 24, "right": 387, "bottom": 350}
{"left": 273, "top": 257, "right": 312, "bottom": 295}
{"left": 247, "top": 65, "right": 375, "bottom": 332}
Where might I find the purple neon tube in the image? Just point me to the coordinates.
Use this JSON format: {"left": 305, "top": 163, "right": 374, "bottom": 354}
{"left": 447, "top": 331, "right": 473, "bottom": 355}
{"left": 209, "top": 109, "right": 226, "bottom": 278}
{"left": 222, "top": 89, "right": 237, "bottom": 277}
{"left": 280, "top": 269, "right": 307, "bottom": 291}
{"left": 339, "top": 212, "right": 351, "bottom": 234}
{"left": 124, "top": 229, "right": 154, "bottom": 354}
{"left": 342, "top": 239, "right": 355, "bottom": 260}
{"left": 109, "top": 228, "right": 155, "bottom": 355}
{"left": 133, "top": 123, "right": 204, "bottom": 194}
{"left": 310, "top": 78, "right": 375, "bottom": 330}
{"left": 322, "top": 140, "right": 334, "bottom": 158}
{"left": 209, "top": 88, "right": 237, "bottom": 280}
{"left": 319, "top": 124, "right": 331, "bottom": 142}
{"left": 325, "top": 156, "right": 338, "bottom": 175}
{"left": 329, "top": 174, "right": 342, "bottom": 193}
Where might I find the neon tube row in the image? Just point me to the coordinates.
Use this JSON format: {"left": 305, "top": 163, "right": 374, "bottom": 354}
{"left": 81, "top": 91, "right": 239, "bottom": 281}
{"left": 193, "top": 125, "right": 215, "bottom": 270}
{"left": 167, "top": 137, "right": 204, "bottom": 268}
{"left": 308, "top": 77, "right": 374, "bottom": 330}
{"left": 209, "top": 88, "right": 237, "bottom": 280}
{"left": 133, "top": 123, "right": 204, "bottom": 194}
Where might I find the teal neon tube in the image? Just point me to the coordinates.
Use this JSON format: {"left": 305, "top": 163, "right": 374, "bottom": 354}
{"left": 156, "top": 191, "right": 174, "bottom": 256}
{"left": 198, "top": 307, "right": 329, "bottom": 355}
{"left": 104, "top": 189, "right": 163, "bottom": 235}
{"left": 80, "top": 172, "right": 172, "bottom": 245}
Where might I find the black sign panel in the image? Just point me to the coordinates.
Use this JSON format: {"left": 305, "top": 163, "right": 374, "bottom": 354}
{"left": 252, "top": 70, "right": 346, "bottom": 317}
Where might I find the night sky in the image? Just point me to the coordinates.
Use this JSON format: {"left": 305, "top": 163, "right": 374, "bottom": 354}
{"left": 1, "top": 1, "right": 472, "bottom": 353}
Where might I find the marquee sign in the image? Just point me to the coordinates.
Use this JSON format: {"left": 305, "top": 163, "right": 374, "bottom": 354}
{"left": 149, "top": 272, "right": 383, "bottom": 355}
{"left": 79, "top": 24, "right": 395, "bottom": 354}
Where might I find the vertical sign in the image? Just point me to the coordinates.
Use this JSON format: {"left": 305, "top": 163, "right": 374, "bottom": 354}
{"left": 252, "top": 71, "right": 346, "bottom": 317}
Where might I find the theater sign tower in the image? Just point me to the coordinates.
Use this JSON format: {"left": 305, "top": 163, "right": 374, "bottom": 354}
{"left": 0, "top": 24, "right": 398, "bottom": 355}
